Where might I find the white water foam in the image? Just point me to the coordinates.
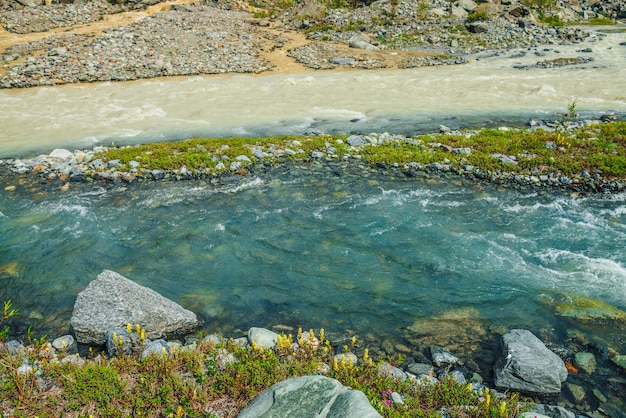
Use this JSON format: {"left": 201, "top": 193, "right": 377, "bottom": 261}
{"left": 36, "top": 202, "right": 93, "bottom": 219}
{"left": 536, "top": 248, "right": 626, "bottom": 303}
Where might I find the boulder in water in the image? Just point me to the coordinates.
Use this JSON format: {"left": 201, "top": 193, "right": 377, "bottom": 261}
{"left": 71, "top": 270, "right": 201, "bottom": 345}
{"left": 493, "top": 329, "right": 567, "bottom": 395}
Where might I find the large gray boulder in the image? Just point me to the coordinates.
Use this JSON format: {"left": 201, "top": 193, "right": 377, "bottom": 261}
{"left": 237, "top": 375, "right": 381, "bottom": 418}
{"left": 71, "top": 270, "right": 200, "bottom": 345}
{"left": 493, "top": 329, "right": 567, "bottom": 395}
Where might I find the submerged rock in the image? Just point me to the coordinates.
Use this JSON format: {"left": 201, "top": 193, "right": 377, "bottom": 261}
{"left": 529, "top": 404, "right": 575, "bottom": 418}
{"left": 0, "top": 261, "right": 19, "bottom": 278}
{"left": 611, "top": 354, "right": 626, "bottom": 370}
{"left": 493, "top": 329, "right": 567, "bottom": 395}
{"left": 555, "top": 294, "right": 626, "bottom": 322}
{"left": 237, "top": 375, "right": 381, "bottom": 418}
{"left": 71, "top": 270, "right": 201, "bottom": 345}
{"left": 404, "top": 307, "right": 487, "bottom": 355}
{"left": 574, "top": 352, "right": 596, "bottom": 374}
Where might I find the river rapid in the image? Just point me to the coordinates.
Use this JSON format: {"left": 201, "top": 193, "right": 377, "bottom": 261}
{"left": 1, "top": 25, "right": 626, "bottom": 415}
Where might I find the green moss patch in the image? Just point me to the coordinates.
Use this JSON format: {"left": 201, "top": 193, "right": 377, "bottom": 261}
{"left": 555, "top": 294, "right": 626, "bottom": 322}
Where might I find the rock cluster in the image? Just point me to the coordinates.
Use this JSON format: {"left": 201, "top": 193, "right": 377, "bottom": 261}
{"left": 3, "top": 119, "right": 624, "bottom": 194}
{"left": 5, "top": 290, "right": 626, "bottom": 417}
{"left": 1, "top": 0, "right": 621, "bottom": 88}
{"left": 280, "top": 0, "right": 601, "bottom": 56}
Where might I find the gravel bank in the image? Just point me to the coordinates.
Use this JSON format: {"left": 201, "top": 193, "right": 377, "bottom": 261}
{"left": 1, "top": 4, "right": 273, "bottom": 87}
{"left": 0, "top": 0, "right": 118, "bottom": 34}
{"left": 2, "top": 0, "right": 624, "bottom": 89}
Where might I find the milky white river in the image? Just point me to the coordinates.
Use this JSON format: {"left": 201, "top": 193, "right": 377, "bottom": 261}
{"left": 0, "top": 27, "right": 625, "bottom": 157}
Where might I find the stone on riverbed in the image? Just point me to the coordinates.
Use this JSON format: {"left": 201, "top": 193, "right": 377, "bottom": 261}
{"left": 611, "top": 355, "right": 626, "bottom": 370}
{"left": 555, "top": 294, "right": 626, "bottom": 322}
{"left": 237, "top": 375, "right": 381, "bottom": 418}
{"left": 71, "top": 270, "right": 201, "bottom": 345}
{"left": 404, "top": 307, "right": 487, "bottom": 355}
{"left": 493, "top": 329, "right": 567, "bottom": 395}
{"left": 574, "top": 352, "right": 596, "bottom": 374}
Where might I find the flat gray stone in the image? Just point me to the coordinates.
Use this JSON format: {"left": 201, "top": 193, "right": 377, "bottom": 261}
{"left": 347, "top": 135, "right": 365, "bottom": 147}
{"left": 71, "top": 270, "right": 200, "bottom": 345}
{"left": 378, "top": 362, "right": 407, "bottom": 380}
{"left": 52, "top": 335, "right": 77, "bottom": 353}
{"left": 431, "top": 346, "right": 462, "bottom": 367}
{"left": 530, "top": 404, "right": 575, "bottom": 418}
{"left": 237, "top": 375, "right": 381, "bottom": 418}
{"left": 141, "top": 339, "right": 170, "bottom": 360}
{"left": 458, "top": 0, "right": 477, "bottom": 12}
{"left": 49, "top": 148, "right": 74, "bottom": 161}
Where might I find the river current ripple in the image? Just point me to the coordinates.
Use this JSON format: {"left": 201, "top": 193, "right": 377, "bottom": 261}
{"left": 1, "top": 163, "right": 625, "bottom": 411}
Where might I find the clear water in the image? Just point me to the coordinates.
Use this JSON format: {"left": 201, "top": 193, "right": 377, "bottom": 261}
{"left": 1, "top": 162, "right": 625, "bottom": 410}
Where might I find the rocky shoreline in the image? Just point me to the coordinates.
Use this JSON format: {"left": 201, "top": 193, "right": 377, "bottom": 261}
{"left": 1, "top": 0, "right": 625, "bottom": 88}
{"left": 2, "top": 119, "right": 625, "bottom": 196}
{"left": 3, "top": 269, "right": 626, "bottom": 416}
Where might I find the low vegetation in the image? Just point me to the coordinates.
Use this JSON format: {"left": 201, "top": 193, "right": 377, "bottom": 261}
{"left": 97, "top": 121, "right": 626, "bottom": 181}
{"left": 0, "top": 323, "right": 525, "bottom": 417}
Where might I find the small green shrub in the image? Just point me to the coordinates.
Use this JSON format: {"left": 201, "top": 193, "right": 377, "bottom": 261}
{"left": 467, "top": 11, "right": 488, "bottom": 22}
{"left": 0, "top": 300, "right": 18, "bottom": 342}
{"left": 584, "top": 16, "right": 615, "bottom": 25}
{"left": 539, "top": 13, "right": 564, "bottom": 26}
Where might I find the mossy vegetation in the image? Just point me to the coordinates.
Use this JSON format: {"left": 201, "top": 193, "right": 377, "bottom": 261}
{"left": 96, "top": 122, "right": 626, "bottom": 182}
{"left": 538, "top": 13, "right": 564, "bottom": 27}
{"left": 0, "top": 326, "right": 526, "bottom": 417}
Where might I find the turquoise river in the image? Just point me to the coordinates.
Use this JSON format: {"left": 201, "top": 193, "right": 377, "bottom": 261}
{"left": 1, "top": 161, "right": 625, "bottom": 413}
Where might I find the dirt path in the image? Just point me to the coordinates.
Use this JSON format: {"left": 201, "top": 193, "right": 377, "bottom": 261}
{"left": 256, "top": 26, "right": 311, "bottom": 74}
